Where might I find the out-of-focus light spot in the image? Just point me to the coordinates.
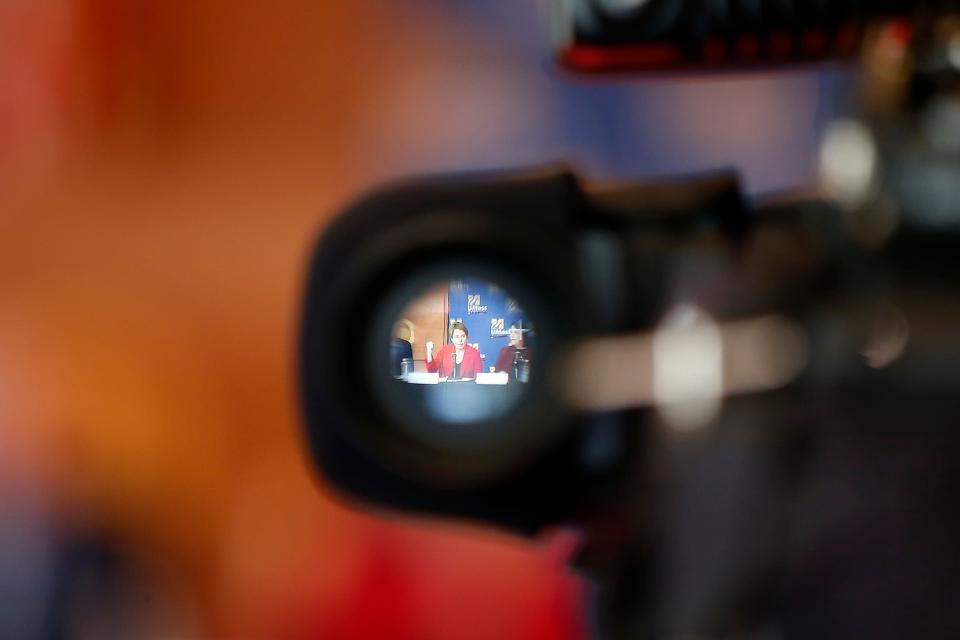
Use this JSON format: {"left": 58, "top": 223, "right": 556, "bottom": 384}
{"left": 923, "top": 96, "right": 960, "bottom": 154}
{"left": 557, "top": 332, "right": 654, "bottom": 412}
{"left": 860, "top": 303, "right": 910, "bottom": 369}
{"left": 596, "top": 0, "right": 651, "bottom": 17}
{"left": 653, "top": 305, "right": 723, "bottom": 430}
{"left": 947, "top": 33, "right": 960, "bottom": 71}
{"left": 558, "top": 314, "right": 807, "bottom": 415}
{"left": 819, "top": 119, "right": 878, "bottom": 206}
{"left": 723, "top": 315, "right": 808, "bottom": 394}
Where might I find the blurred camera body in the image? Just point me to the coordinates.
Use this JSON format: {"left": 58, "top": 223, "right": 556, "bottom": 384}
{"left": 550, "top": 0, "right": 955, "bottom": 71}
{"left": 301, "top": 5, "right": 960, "bottom": 639}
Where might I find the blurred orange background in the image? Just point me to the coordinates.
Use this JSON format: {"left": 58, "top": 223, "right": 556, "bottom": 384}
{"left": 0, "top": 1, "right": 843, "bottom": 637}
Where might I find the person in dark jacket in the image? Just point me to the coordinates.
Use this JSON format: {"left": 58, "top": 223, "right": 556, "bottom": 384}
{"left": 390, "top": 320, "right": 414, "bottom": 377}
{"left": 494, "top": 322, "right": 532, "bottom": 380}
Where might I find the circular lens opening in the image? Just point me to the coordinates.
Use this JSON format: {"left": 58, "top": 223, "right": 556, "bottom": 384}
{"left": 376, "top": 276, "right": 537, "bottom": 429}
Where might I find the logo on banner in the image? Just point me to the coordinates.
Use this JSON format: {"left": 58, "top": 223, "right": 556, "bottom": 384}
{"left": 506, "top": 298, "right": 519, "bottom": 314}
{"left": 490, "top": 318, "right": 509, "bottom": 337}
{"left": 467, "top": 294, "right": 488, "bottom": 314}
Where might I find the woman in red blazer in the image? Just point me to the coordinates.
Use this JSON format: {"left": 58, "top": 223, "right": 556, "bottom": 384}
{"left": 425, "top": 321, "right": 483, "bottom": 380}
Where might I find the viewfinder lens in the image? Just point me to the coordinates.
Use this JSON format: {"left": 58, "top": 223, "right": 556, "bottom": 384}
{"left": 382, "top": 277, "right": 536, "bottom": 425}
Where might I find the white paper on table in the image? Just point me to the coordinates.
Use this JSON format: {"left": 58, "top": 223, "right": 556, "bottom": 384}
{"left": 405, "top": 372, "right": 440, "bottom": 385}
{"left": 475, "top": 372, "right": 509, "bottom": 386}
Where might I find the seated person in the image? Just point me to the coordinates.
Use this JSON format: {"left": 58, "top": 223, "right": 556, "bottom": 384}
{"left": 494, "top": 322, "right": 532, "bottom": 380}
{"left": 425, "top": 321, "right": 483, "bottom": 380}
{"left": 390, "top": 337, "right": 413, "bottom": 377}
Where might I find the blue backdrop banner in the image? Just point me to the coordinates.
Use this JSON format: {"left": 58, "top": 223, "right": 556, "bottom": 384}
{"left": 446, "top": 278, "right": 530, "bottom": 372}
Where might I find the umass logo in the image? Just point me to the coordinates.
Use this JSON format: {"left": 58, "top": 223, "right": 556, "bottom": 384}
{"left": 467, "top": 294, "right": 488, "bottom": 314}
{"left": 490, "top": 318, "right": 509, "bottom": 337}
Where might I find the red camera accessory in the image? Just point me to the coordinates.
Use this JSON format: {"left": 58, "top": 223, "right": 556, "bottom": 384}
{"left": 549, "top": 0, "right": 945, "bottom": 73}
